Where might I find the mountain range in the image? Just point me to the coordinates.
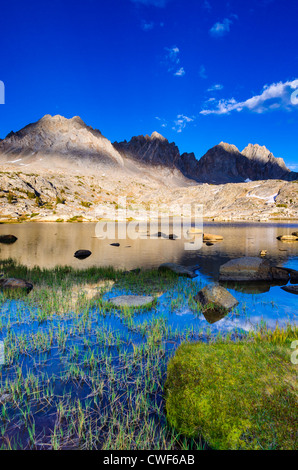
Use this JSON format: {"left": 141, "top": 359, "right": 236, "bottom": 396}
{"left": 0, "top": 115, "right": 297, "bottom": 223}
{"left": 0, "top": 114, "right": 297, "bottom": 184}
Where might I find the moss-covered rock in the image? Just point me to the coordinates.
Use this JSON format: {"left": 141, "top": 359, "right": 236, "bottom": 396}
{"left": 165, "top": 329, "right": 298, "bottom": 450}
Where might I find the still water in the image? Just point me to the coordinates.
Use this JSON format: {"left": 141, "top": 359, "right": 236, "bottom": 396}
{"left": 0, "top": 221, "right": 297, "bottom": 331}
{"left": 0, "top": 221, "right": 298, "bottom": 273}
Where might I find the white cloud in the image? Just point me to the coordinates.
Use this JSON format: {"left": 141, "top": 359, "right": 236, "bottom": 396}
{"left": 207, "top": 84, "right": 224, "bottom": 92}
{"left": 209, "top": 17, "right": 235, "bottom": 37}
{"left": 165, "top": 46, "right": 180, "bottom": 64}
{"left": 174, "top": 67, "right": 185, "bottom": 77}
{"left": 164, "top": 46, "right": 186, "bottom": 77}
{"left": 172, "top": 114, "right": 194, "bottom": 133}
{"left": 200, "top": 79, "right": 298, "bottom": 115}
{"left": 155, "top": 114, "right": 195, "bottom": 133}
{"left": 199, "top": 65, "right": 207, "bottom": 79}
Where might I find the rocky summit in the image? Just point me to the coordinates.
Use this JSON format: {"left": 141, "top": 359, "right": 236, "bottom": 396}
{"left": 195, "top": 142, "right": 296, "bottom": 184}
{"left": 0, "top": 114, "right": 124, "bottom": 170}
{"left": 0, "top": 114, "right": 297, "bottom": 223}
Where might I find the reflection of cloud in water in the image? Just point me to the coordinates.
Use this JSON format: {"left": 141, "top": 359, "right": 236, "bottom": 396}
{"left": 0, "top": 221, "right": 296, "bottom": 335}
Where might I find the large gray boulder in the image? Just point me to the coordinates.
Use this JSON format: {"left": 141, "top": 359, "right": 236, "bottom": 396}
{"left": 219, "top": 257, "right": 272, "bottom": 281}
{"left": 219, "top": 257, "right": 293, "bottom": 282}
{"left": 194, "top": 283, "right": 238, "bottom": 324}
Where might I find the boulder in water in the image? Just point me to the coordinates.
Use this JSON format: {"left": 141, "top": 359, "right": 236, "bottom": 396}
{"left": 219, "top": 257, "right": 272, "bottom": 281}
{"left": 0, "top": 278, "right": 33, "bottom": 294}
{"left": 0, "top": 235, "right": 18, "bottom": 244}
{"left": 74, "top": 250, "right": 92, "bottom": 260}
{"left": 194, "top": 283, "right": 238, "bottom": 324}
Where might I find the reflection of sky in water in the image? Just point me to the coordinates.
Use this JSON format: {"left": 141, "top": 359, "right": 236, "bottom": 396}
{"left": 0, "top": 222, "right": 297, "bottom": 339}
{"left": 102, "top": 258, "right": 297, "bottom": 337}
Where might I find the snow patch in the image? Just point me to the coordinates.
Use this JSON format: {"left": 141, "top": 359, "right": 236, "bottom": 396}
{"left": 8, "top": 158, "right": 22, "bottom": 163}
{"left": 247, "top": 192, "right": 278, "bottom": 203}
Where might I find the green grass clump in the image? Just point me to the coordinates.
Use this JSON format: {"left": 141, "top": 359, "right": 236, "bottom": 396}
{"left": 165, "top": 327, "right": 298, "bottom": 450}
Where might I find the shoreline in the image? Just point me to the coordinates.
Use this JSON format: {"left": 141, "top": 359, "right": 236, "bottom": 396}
{"left": 1, "top": 217, "right": 298, "bottom": 225}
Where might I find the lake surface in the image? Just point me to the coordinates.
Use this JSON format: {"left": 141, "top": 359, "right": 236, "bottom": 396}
{"left": 1, "top": 221, "right": 298, "bottom": 275}
{"left": 0, "top": 221, "right": 297, "bottom": 333}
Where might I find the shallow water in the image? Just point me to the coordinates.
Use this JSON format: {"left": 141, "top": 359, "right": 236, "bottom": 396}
{"left": 0, "top": 220, "right": 297, "bottom": 331}
{"left": 0, "top": 221, "right": 297, "bottom": 449}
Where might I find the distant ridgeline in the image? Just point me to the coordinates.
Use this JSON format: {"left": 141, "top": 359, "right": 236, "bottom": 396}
{"left": 0, "top": 114, "right": 297, "bottom": 184}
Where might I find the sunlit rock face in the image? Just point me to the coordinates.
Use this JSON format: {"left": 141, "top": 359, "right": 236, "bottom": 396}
{"left": 0, "top": 114, "right": 124, "bottom": 169}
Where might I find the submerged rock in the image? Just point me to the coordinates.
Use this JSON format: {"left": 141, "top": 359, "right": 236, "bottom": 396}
{"left": 158, "top": 263, "right": 198, "bottom": 278}
{"left": 281, "top": 285, "right": 298, "bottom": 295}
{"left": 108, "top": 295, "right": 155, "bottom": 307}
{"left": 0, "top": 278, "right": 33, "bottom": 293}
{"left": 110, "top": 243, "right": 120, "bottom": 247}
{"left": 74, "top": 249, "right": 92, "bottom": 260}
{"left": 194, "top": 283, "right": 238, "bottom": 324}
{"left": 0, "top": 234, "right": 18, "bottom": 244}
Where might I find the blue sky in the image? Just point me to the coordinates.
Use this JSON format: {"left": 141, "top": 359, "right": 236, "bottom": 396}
{"left": 0, "top": 0, "right": 297, "bottom": 168}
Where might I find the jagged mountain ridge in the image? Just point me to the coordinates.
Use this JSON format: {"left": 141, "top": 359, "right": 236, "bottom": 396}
{"left": 115, "top": 135, "right": 297, "bottom": 183}
{"left": 0, "top": 114, "right": 297, "bottom": 183}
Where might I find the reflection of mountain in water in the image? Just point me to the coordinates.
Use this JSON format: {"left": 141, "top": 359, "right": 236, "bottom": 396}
{"left": 0, "top": 223, "right": 297, "bottom": 283}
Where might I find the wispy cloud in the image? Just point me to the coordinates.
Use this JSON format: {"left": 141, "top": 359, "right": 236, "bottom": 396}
{"left": 199, "top": 65, "right": 207, "bottom": 79}
{"left": 172, "top": 114, "right": 194, "bottom": 133}
{"left": 131, "top": 0, "right": 169, "bottom": 7}
{"left": 209, "top": 15, "right": 237, "bottom": 37}
{"left": 200, "top": 79, "right": 298, "bottom": 115}
{"left": 141, "top": 20, "right": 164, "bottom": 31}
{"left": 155, "top": 116, "right": 167, "bottom": 128}
{"left": 174, "top": 67, "right": 185, "bottom": 77}
{"left": 164, "top": 46, "right": 185, "bottom": 77}
{"left": 207, "top": 84, "right": 224, "bottom": 92}
{"left": 155, "top": 114, "right": 195, "bottom": 133}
